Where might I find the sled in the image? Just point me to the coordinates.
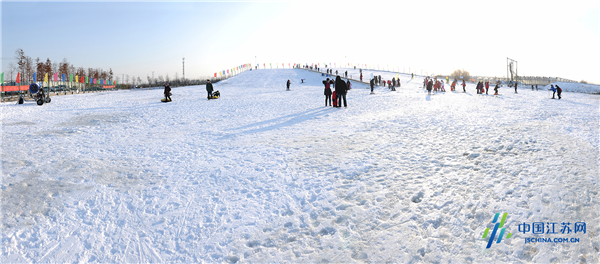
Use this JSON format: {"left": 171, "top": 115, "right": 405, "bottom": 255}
{"left": 161, "top": 98, "right": 172, "bottom": 102}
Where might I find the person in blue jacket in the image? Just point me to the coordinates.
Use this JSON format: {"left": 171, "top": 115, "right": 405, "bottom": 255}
{"left": 549, "top": 84, "right": 556, "bottom": 99}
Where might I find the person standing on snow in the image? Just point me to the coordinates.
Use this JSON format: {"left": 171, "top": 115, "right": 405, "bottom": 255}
{"left": 426, "top": 78, "right": 433, "bottom": 95}
{"left": 451, "top": 79, "right": 457, "bottom": 91}
{"left": 556, "top": 85, "right": 562, "bottom": 99}
{"left": 286, "top": 79, "right": 291, "bottom": 91}
{"left": 323, "top": 78, "right": 332, "bottom": 106}
{"left": 514, "top": 81, "right": 518, "bottom": 93}
{"left": 346, "top": 79, "right": 352, "bottom": 90}
{"left": 206, "top": 79, "right": 213, "bottom": 98}
{"left": 485, "top": 81, "right": 490, "bottom": 95}
{"left": 164, "top": 83, "right": 171, "bottom": 101}
{"left": 335, "top": 76, "right": 348, "bottom": 107}
{"left": 462, "top": 80, "right": 466, "bottom": 92}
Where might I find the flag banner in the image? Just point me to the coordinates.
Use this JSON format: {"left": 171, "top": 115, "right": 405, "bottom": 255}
{"left": 44, "top": 73, "right": 48, "bottom": 83}
{"left": 62, "top": 74, "right": 65, "bottom": 82}
{"left": 33, "top": 72, "right": 36, "bottom": 82}
{"left": 0, "top": 72, "right": 4, "bottom": 83}
{"left": 69, "top": 74, "right": 73, "bottom": 82}
{"left": 54, "top": 73, "right": 58, "bottom": 82}
{"left": 75, "top": 75, "right": 78, "bottom": 83}
{"left": 214, "top": 73, "right": 217, "bottom": 77}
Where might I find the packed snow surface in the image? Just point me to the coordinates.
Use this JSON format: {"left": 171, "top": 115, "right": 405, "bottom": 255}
{"left": 1, "top": 69, "right": 599, "bottom": 263}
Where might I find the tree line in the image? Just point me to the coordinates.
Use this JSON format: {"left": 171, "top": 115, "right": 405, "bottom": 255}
{"left": 7, "top": 48, "right": 114, "bottom": 85}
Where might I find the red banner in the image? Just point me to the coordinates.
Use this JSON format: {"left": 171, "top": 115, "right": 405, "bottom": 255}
{"left": 1, "top": 85, "right": 24, "bottom": 92}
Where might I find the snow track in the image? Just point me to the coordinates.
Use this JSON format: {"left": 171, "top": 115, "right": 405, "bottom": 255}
{"left": 2, "top": 69, "right": 598, "bottom": 262}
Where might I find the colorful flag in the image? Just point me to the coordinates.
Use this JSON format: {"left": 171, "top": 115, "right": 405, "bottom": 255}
{"left": 214, "top": 73, "right": 217, "bottom": 77}
{"left": 44, "top": 73, "right": 48, "bottom": 83}
{"left": 62, "top": 74, "right": 65, "bottom": 82}
{"left": 33, "top": 72, "right": 36, "bottom": 82}
{"left": 16, "top": 72, "right": 20, "bottom": 83}
{"left": 69, "top": 74, "right": 73, "bottom": 82}
{"left": 0, "top": 72, "right": 4, "bottom": 83}
{"left": 53, "top": 73, "right": 57, "bottom": 82}
{"left": 75, "top": 75, "right": 78, "bottom": 83}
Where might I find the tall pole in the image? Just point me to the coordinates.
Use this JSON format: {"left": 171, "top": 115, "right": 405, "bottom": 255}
{"left": 182, "top": 57, "right": 185, "bottom": 85}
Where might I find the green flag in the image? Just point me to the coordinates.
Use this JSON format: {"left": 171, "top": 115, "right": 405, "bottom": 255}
{"left": 86, "top": 76, "right": 88, "bottom": 83}
{"left": 0, "top": 72, "right": 4, "bottom": 83}
{"left": 69, "top": 74, "right": 73, "bottom": 82}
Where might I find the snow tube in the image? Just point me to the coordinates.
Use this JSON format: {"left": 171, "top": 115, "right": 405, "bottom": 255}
{"left": 161, "top": 98, "right": 172, "bottom": 102}
{"left": 29, "top": 83, "right": 39, "bottom": 94}
{"left": 37, "top": 99, "right": 44, "bottom": 105}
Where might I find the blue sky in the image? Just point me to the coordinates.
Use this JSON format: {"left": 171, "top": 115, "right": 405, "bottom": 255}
{"left": 2, "top": 0, "right": 599, "bottom": 84}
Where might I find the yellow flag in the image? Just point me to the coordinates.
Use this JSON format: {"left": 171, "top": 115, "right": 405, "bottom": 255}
{"left": 75, "top": 75, "right": 78, "bottom": 83}
{"left": 44, "top": 73, "right": 48, "bottom": 83}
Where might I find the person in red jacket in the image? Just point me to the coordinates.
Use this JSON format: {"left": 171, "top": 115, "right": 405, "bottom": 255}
{"left": 461, "top": 80, "right": 466, "bottom": 92}
{"left": 485, "top": 81, "right": 490, "bottom": 95}
{"left": 451, "top": 79, "right": 457, "bottom": 91}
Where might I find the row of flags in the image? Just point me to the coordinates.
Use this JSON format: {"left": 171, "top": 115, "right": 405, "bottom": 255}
{"left": 214, "top": 63, "right": 251, "bottom": 78}
{"left": 1, "top": 72, "right": 117, "bottom": 86}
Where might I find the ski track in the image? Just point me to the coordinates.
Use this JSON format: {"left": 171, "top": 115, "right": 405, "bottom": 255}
{"left": 1, "top": 69, "right": 599, "bottom": 263}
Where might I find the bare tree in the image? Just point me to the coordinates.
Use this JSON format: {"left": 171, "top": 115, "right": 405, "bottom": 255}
{"left": 25, "top": 56, "right": 34, "bottom": 83}
{"left": 7, "top": 61, "right": 17, "bottom": 83}
{"left": 147, "top": 75, "right": 151, "bottom": 85}
{"left": 157, "top": 75, "right": 164, "bottom": 84}
{"left": 450, "top": 69, "right": 471, "bottom": 81}
{"left": 15, "top": 48, "right": 26, "bottom": 83}
{"left": 166, "top": 73, "right": 170, "bottom": 83}
{"left": 125, "top": 75, "right": 130, "bottom": 84}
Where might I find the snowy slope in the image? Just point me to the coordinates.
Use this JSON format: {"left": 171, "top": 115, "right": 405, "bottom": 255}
{"left": 1, "top": 69, "right": 599, "bottom": 263}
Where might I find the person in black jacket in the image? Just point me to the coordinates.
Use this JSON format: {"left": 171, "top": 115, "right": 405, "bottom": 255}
{"left": 426, "top": 79, "right": 433, "bottom": 95}
{"left": 370, "top": 78, "right": 375, "bottom": 93}
{"left": 323, "top": 78, "right": 332, "bottom": 106}
{"left": 556, "top": 85, "right": 562, "bottom": 99}
{"left": 206, "top": 79, "right": 213, "bottom": 98}
{"left": 286, "top": 79, "right": 291, "bottom": 90}
{"left": 164, "top": 83, "right": 171, "bottom": 101}
{"left": 335, "top": 76, "right": 348, "bottom": 107}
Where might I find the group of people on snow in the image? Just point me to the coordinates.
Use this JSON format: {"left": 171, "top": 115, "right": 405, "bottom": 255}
{"left": 323, "top": 76, "right": 351, "bottom": 107}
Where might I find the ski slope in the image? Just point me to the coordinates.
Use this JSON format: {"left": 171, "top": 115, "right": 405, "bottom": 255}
{"left": 1, "top": 69, "right": 599, "bottom": 263}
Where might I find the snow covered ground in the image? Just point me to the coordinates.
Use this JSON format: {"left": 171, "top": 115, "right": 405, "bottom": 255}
{"left": 1, "top": 68, "right": 599, "bottom": 263}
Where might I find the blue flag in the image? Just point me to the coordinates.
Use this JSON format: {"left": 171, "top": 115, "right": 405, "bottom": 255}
{"left": 33, "top": 72, "right": 37, "bottom": 82}
{"left": 62, "top": 74, "right": 65, "bottom": 82}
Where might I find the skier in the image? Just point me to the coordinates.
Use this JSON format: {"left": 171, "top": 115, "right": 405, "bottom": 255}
{"left": 549, "top": 84, "right": 556, "bottom": 99}
{"left": 164, "top": 83, "right": 172, "bottom": 101}
{"left": 323, "top": 78, "right": 332, "bottom": 106}
{"left": 494, "top": 82, "right": 499, "bottom": 95}
{"left": 286, "top": 79, "right": 291, "bottom": 91}
{"left": 462, "top": 80, "right": 466, "bottom": 92}
{"left": 335, "top": 76, "right": 348, "bottom": 107}
{"left": 206, "top": 79, "right": 213, "bottom": 99}
{"left": 556, "top": 85, "right": 562, "bottom": 99}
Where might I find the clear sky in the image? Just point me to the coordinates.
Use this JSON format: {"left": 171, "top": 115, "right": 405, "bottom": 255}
{"left": 2, "top": 0, "right": 599, "bottom": 84}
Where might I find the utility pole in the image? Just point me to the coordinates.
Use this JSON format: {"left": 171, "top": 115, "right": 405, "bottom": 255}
{"left": 182, "top": 57, "right": 185, "bottom": 85}
{"left": 152, "top": 71, "right": 154, "bottom": 86}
